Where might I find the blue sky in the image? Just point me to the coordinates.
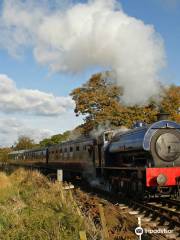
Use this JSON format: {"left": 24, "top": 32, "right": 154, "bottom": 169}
{"left": 0, "top": 0, "right": 179, "bottom": 146}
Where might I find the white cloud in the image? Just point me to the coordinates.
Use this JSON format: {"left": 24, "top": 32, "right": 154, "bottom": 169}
{"left": 0, "top": 0, "right": 166, "bottom": 105}
{"left": 0, "top": 74, "right": 74, "bottom": 115}
{"left": 0, "top": 117, "right": 53, "bottom": 146}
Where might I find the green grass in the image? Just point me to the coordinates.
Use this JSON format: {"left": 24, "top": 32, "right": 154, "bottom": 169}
{"left": 0, "top": 169, "right": 98, "bottom": 240}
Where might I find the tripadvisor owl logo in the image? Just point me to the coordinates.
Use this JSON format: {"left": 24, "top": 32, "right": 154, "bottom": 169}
{"left": 135, "top": 227, "right": 143, "bottom": 239}
{"left": 135, "top": 217, "right": 143, "bottom": 239}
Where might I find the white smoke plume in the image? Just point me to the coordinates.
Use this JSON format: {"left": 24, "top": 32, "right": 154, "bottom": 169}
{"left": 90, "top": 121, "right": 128, "bottom": 139}
{"left": 0, "top": 0, "right": 166, "bottom": 104}
{"left": 90, "top": 121, "right": 112, "bottom": 138}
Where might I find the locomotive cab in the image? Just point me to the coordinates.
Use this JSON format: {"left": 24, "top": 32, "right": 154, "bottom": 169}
{"left": 103, "top": 130, "right": 114, "bottom": 145}
{"left": 97, "top": 130, "right": 114, "bottom": 146}
{"left": 95, "top": 130, "right": 114, "bottom": 171}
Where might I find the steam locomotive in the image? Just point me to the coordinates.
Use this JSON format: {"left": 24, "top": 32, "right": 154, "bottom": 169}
{"left": 8, "top": 116, "right": 180, "bottom": 197}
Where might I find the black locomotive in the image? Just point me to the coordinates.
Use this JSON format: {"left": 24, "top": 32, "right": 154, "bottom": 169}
{"left": 8, "top": 117, "right": 180, "bottom": 197}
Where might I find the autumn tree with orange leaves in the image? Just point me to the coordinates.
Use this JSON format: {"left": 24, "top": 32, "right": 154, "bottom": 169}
{"left": 71, "top": 73, "right": 180, "bottom": 132}
{"left": 71, "top": 73, "right": 125, "bottom": 132}
{"left": 160, "top": 85, "right": 180, "bottom": 123}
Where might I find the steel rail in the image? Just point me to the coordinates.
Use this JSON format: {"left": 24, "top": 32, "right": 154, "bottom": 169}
{"left": 129, "top": 199, "right": 180, "bottom": 229}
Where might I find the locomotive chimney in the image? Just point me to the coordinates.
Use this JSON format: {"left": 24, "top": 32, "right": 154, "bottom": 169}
{"left": 157, "top": 111, "right": 170, "bottom": 121}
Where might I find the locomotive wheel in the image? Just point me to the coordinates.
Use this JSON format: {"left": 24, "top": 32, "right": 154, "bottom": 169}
{"left": 129, "top": 172, "right": 145, "bottom": 199}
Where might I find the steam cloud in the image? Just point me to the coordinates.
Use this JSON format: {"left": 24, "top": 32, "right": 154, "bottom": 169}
{"left": 0, "top": 0, "right": 166, "bottom": 104}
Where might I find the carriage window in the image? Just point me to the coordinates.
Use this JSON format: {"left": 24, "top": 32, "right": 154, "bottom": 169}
{"left": 70, "top": 147, "right": 73, "bottom": 152}
{"left": 76, "top": 146, "right": 80, "bottom": 151}
{"left": 60, "top": 149, "right": 62, "bottom": 153}
{"left": 64, "top": 148, "right": 67, "bottom": 153}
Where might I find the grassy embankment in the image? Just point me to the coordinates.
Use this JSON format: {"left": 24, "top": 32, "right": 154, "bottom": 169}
{"left": 0, "top": 169, "right": 99, "bottom": 240}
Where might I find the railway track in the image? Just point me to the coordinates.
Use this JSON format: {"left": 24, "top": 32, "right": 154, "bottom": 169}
{"left": 87, "top": 184, "right": 180, "bottom": 228}
{"left": 130, "top": 200, "right": 179, "bottom": 224}
{"left": 122, "top": 197, "right": 180, "bottom": 239}
{"left": 74, "top": 182, "right": 180, "bottom": 239}
{"left": 155, "top": 198, "right": 180, "bottom": 209}
{"left": 74, "top": 188, "right": 169, "bottom": 240}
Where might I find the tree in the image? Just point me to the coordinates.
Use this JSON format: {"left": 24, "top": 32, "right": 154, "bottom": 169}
{"left": 120, "top": 104, "right": 158, "bottom": 128}
{"left": 71, "top": 72, "right": 180, "bottom": 133}
{"left": 0, "top": 148, "right": 11, "bottom": 163}
{"left": 71, "top": 72, "right": 159, "bottom": 131}
{"left": 14, "top": 136, "right": 36, "bottom": 150}
{"left": 71, "top": 72, "right": 124, "bottom": 132}
{"left": 51, "top": 131, "right": 71, "bottom": 143}
{"left": 39, "top": 131, "right": 71, "bottom": 147}
{"left": 160, "top": 85, "right": 180, "bottom": 123}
